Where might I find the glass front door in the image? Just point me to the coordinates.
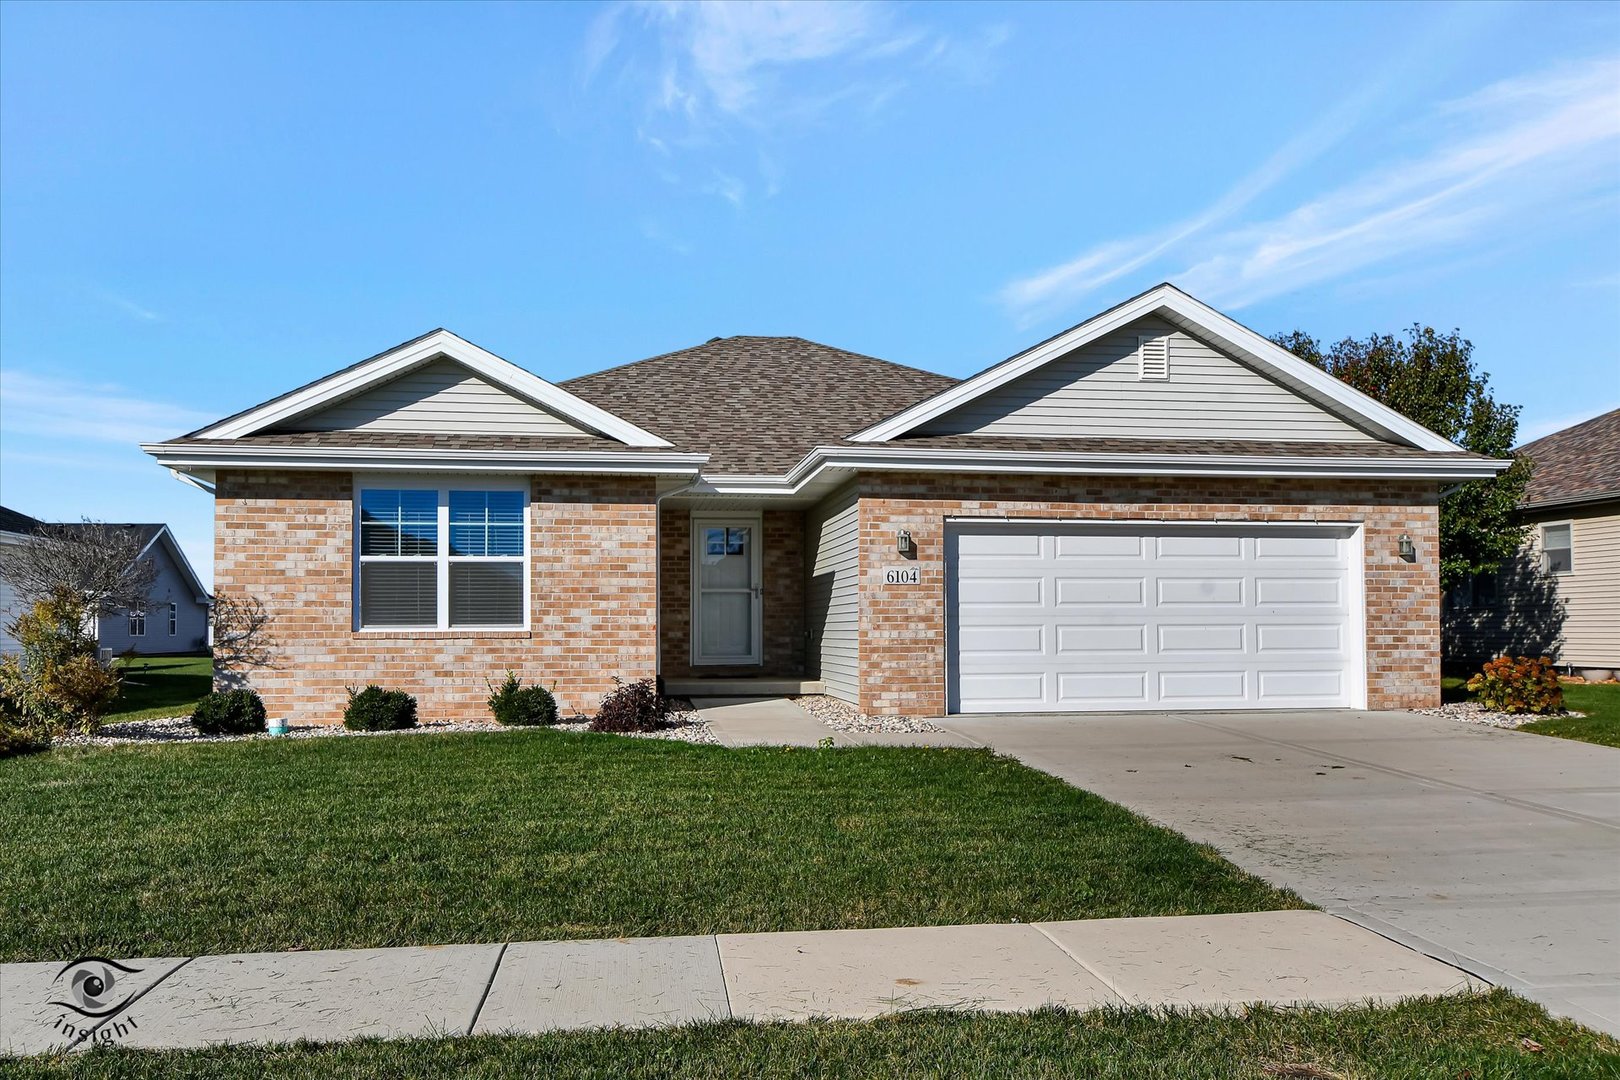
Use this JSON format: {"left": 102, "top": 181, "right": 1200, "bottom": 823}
{"left": 693, "top": 517, "right": 761, "bottom": 665}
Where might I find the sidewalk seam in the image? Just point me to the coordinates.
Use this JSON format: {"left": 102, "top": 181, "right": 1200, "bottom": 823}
{"left": 711, "top": 935, "right": 735, "bottom": 1021}
{"left": 465, "top": 943, "right": 507, "bottom": 1036}
{"left": 72, "top": 955, "right": 196, "bottom": 1053}
{"left": 1029, "top": 924, "right": 1130, "bottom": 1006}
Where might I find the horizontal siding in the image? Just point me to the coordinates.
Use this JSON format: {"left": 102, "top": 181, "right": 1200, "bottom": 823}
{"left": 0, "top": 544, "right": 22, "bottom": 654}
{"left": 95, "top": 540, "right": 211, "bottom": 656}
{"left": 281, "top": 358, "right": 593, "bottom": 436}
{"left": 919, "top": 317, "right": 1379, "bottom": 442}
{"left": 805, "top": 484, "right": 859, "bottom": 704}
{"left": 1444, "top": 504, "right": 1620, "bottom": 668}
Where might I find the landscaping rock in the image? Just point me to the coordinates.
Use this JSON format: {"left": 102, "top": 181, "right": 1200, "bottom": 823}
{"left": 793, "top": 695, "right": 942, "bottom": 734}
{"left": 1409, "top": 701, "right": 1584, "bottom": 731}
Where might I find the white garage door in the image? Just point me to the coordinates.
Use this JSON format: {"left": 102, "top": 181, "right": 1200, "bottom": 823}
{"left": 947, "top": 523, "right": 1361, "bottom": 713}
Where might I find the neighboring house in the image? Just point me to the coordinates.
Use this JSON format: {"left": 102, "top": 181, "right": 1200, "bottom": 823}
{"left": 143, "top": 283, "right": 1506, "bottom": 724}
{"left": 1445, "top": 408, "right": 1620, "bottom": 678}
{"left": 0, "top": 507, "right": 212, "bottom": 656}
{"left": 0, "top": 506, "right": 43, "bottom": 654}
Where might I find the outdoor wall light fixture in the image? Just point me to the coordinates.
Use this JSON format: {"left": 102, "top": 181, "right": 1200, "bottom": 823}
{"left": 1397, "top": 534, "right": 1416, "bottom": 561}
{"left": 897, "top": 529, "right": 915, "bottom": 556}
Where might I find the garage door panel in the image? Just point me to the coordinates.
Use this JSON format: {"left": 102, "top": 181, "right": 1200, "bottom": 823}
{"left": 1057, "top": 671, "right": 1149, "bottom": 704}
{"left": 1058, "top": 624, "right": 1146, "bottom": 653}
{"left": 949, "top": 523, "right": 1358, "bottom": 713}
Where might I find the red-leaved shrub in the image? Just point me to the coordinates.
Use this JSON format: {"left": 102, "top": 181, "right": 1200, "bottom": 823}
{"left": 589, "top": 678, "right": 673, "bottom": 733}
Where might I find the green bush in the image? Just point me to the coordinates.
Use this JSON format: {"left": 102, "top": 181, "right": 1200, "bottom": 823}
{"left": 191, "top": 689, "right": 268, "bottom": 736}
{"left": 1467, "top": 655, "right": 1564, "bottom": 714}
{"left": 343, "top": 685, "right": 418, "bottom": 731}
{"left": 1, "top": 588, "right": 121, "bottom": 737}
{"left": 487, "top": 672, "right": 559, "bottom": 727}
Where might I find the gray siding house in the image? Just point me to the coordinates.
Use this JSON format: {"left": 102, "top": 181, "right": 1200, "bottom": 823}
{"left": 0, "top": 508, "right": 212, "bottom": 656}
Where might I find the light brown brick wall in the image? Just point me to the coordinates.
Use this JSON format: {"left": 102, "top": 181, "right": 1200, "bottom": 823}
{"left": 213, "top": 470, "right": 659, "bottom": 724}
{"left": 855, "top": 472, "right": 1441, "bottom": 715}
{"left": 658, "top": 507, "right": 806, "bottom": 678}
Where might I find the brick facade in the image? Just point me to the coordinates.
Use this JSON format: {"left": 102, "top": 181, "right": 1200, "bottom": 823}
{"left": 658, "top": 507, "right": 805, "bottom": 678}
{"left": 854, "top": 472, "right": 1441, "bottom": 715}
{"left": 213, "top": 469, "right": 658, "bottom": 724}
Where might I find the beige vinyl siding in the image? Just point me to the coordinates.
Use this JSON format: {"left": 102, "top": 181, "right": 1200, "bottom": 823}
{"left": 805, "top": 484, "right": 859, "bottom": 703}
{"left": 278, "top": 358, "right": 594, "bottom": 436}
{"left": 1444, "top": 502, "right": 1620, "bottom": 668}
{"left": 918, "top": 317, "right": 1379, "bottom": 442}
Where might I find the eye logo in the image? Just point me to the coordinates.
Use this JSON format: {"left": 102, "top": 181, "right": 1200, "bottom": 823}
{"left": 49, "top": 957, "right": 143, "bottom": 1019}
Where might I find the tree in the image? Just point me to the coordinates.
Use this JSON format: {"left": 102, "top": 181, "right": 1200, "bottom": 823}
{"left": 0, "top": 519, "right": 157, "bottom": 615}
{"left": 1272, "top": 326, "right": 1531, "bottom": 590}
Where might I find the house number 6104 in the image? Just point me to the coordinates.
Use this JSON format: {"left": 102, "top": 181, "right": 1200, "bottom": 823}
{"left": 883, "top": 567, "right": 921, "bottom": 586}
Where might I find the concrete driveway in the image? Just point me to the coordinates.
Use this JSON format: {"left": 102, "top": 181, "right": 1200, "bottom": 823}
{"left": 942, "top": 709, "right": 1620, "bottom": 1036}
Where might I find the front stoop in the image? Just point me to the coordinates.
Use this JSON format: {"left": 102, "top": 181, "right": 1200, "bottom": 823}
{"left": 665, "top": 678, "right": 823, "bottom": 697}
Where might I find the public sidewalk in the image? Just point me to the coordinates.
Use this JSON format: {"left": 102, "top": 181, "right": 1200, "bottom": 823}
{"left": 1, "top": 910, "right": 1482, "bottom": 1056}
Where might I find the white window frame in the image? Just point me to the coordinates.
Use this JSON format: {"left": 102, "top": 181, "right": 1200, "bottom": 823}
{"left": 353, "top": 475, "right": 531, "bottom": 632}
{"left": 168, "top": 602, "right": 178, "bottom": 636}
{"left": 1540, "top": 520, "right": 1574, "bottom": 576}
{"left": 129, "top": 607, "right": 146, "bottom": 637}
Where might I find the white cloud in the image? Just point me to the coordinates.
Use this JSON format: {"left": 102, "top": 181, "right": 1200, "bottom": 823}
{"left": 0, "top": 369, "right": 215, "bottom": 444}
{"left": 97, "top": 290, "right": 162, "bottom": 323}
{"left": 1000, "top": 54, "right": 1620, "bottom": 322}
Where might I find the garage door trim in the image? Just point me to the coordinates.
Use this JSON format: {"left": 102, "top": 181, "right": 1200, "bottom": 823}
{"left": 943, "top": 518, "right": 1367, "bottom": 714}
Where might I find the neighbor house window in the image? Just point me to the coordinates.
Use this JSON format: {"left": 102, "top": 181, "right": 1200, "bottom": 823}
{"left": 357, "top": 484, "right": 526, "bottom": 630}
{"left": 168, "top": 602, "right": 178, "bottom": 636}
{"left": 129, "top": 608, "right": 146, "bottom": 637}
{"left": 1541, "top": 523, "right": 1573, "bottom": 575}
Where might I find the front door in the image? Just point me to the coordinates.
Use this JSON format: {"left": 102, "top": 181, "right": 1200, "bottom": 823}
{"left": 692, "top": 514, "right": 763, "bottom": 666}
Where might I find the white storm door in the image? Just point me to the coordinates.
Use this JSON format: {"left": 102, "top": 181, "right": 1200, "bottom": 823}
{"left": 692, "top": 515, "right": 763, "bottom": 665}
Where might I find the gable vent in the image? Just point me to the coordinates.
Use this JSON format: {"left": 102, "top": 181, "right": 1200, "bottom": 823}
{"left": 1137, "top": 335, "right": 1170, "bottom": 381}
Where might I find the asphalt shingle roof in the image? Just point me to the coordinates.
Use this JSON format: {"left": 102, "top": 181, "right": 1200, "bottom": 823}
{"left": 1516, "top": 408, "right": 1620, "bottom": 508}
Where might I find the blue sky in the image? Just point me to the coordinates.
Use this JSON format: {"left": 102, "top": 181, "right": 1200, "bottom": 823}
{"left": 2, "top": 1, "right": 1617, "bottom": 587}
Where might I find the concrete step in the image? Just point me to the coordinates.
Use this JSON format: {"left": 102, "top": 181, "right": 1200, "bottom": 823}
{"left": 665, "top": 678, "right": 823, "bottom": 697}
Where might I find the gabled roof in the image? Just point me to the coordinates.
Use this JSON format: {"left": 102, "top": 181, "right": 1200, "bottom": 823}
{"left": 187, "top": 329, "right": 672, "bottom": 448}
{"left": 0, "top": 515, "right": 210, "bottom": 603}
{"left": 848, "top": 283, "right": 1464, "bottom": 453}
{"left": 1516, "top": 408, "right": 1620, "bottom": 509}
{"left": 0, "top": 505, "right": 45, "bottom": 537}
{"left": 563, "top": 336, "right": 957, "bottom": 474}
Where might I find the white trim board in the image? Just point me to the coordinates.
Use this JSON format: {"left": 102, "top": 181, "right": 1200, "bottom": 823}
{"left": 849, "top": 284, "right": 1464, "bottom": 452}
{"left": 189, "top": 330, "right": 672, "bottom": 448}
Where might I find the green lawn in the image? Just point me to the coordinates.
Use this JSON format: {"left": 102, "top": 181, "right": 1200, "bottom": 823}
{"left": 0, "top": 733, "right": 1304, "bottom": 962}
{"left": 105, "top": 655, "right": 212, "bottom": 723}
{"left": 1442, "top": 675, "right": 1620, "bottom": 748}
{"left": 7, "top": 992, "right": 1614, "bottom": 1079}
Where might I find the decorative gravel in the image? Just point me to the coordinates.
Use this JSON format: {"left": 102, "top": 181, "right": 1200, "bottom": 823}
{"left": 792, "top": 694, "right": 943, "bottom": 734}
{"left": 1410, "top": 701, "right": 1584, "bottom": 730}
{"left": 52, "top": 700, "right": 717, "bottom": 747}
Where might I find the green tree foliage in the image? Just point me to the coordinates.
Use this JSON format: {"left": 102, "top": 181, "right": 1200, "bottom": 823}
{"left": 1272, "top": 326, "right": 1530, "bottom": 590}
{"left": 0, "top": 586, "right": 122, "bottom": 738}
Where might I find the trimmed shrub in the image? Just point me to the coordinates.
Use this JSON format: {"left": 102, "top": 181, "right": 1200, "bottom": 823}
{"left": 589, "top": 677, "right": 674, "bottom": 734}
{"left": 487, "top": 672, "right": 559, "bottom": 727}
{"left": 343, "top": 685, "right": 418, "bottom": 731}
{"left": 191, "top": 689, "right": 268, "bottom": 736}
{"left": 1467, "top": 655, "right": 1564, "bottom": 715}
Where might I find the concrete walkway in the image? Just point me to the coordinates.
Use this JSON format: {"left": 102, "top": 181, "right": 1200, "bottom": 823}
{"left": 693, "top": 697, "right": 974, "bottom": 748}
{"left": 1, "top": 911, "right": 1479, "bottom": 1055}
{"left": 942, "top": 709, "right": 1620, "bottom": 1037}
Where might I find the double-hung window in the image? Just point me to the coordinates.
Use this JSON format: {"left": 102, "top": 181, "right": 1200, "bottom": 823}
{"left": 168, "top": 602, "right": 178, "bottom": 636}
{"left": 129, "top": 608, "right": 146, "bottom": 637}
{"left": 1541, "top": 522, "right": 1573, "bottom": 575}
{"left": 357, "top": 483, "right": 527, "bottom": 630}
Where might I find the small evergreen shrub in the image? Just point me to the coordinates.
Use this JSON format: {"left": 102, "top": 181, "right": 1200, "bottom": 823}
{"left": 343, "top": 685, "right": 418, "bottom": 731}
{"left": 191, "top": 689, "right": 268, "bottom": 736}
{"left": 1466, "top": 655, "right": 1564, "bottom": 715}
{"left": 487, "top": 672, "right": 559, "bottom": 727}
{"left": 589, "top": 677, "right": 673, "bottom": 734}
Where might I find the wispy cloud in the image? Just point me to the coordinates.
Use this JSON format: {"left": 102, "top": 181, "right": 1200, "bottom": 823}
{"left": 584, "top": 1, "right": 1009, "bottom": 207}
{"left": 97, "top": 290, "right": 163, "bottom": 323}
{"left": 1001, "top": 54, "right": 1620, "bottom": 323}
{"left": 0, "top": 370, "right": 215, "bottom": 444}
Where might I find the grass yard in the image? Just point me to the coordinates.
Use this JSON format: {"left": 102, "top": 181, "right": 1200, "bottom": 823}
{"left": 1442, "top": 675, "right": 1620, "bottom": 749}
{"left": 6, "top": 992, "right": 1614, "bottom": 1079}
{"left": 105, "top": 655, "right": 212, "bottom": 723}
{"left": 0, "top": 732, "right": 1303, "bottom": 962}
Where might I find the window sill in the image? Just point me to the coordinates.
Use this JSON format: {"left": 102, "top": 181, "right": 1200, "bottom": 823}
{"left": 352, "top": 629, "right": 532, "bottom": 640}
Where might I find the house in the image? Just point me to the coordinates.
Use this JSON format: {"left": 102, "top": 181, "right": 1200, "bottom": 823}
{"left": 142, "top": 284, "right": 1507, "bottom": 723}
{"left": 1444, "top": 408, "right": 1619, "bottom": 679}
{"left": 0, "top": 506, "right": 212, "bottom": 656}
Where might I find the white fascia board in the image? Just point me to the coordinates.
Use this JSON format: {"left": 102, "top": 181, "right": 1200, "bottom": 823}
{"left": 849, "top": 285, "right": 1463, "bottom": 453}
{"left": 697, "top": 444, "right": 1507, "bottom": 497}
{"left": 142, "top": 442, "right": 708, "bottom": 477}
{"left": 190, "top": 330, "right": 672, "bottom": 447}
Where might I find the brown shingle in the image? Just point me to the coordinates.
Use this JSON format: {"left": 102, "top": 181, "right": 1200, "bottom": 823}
{"left": 1516, "top": 408, "right": 1620, "bottom": 507}
{"left": 562, "top": 336, "right": 958, "bottom": 474}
